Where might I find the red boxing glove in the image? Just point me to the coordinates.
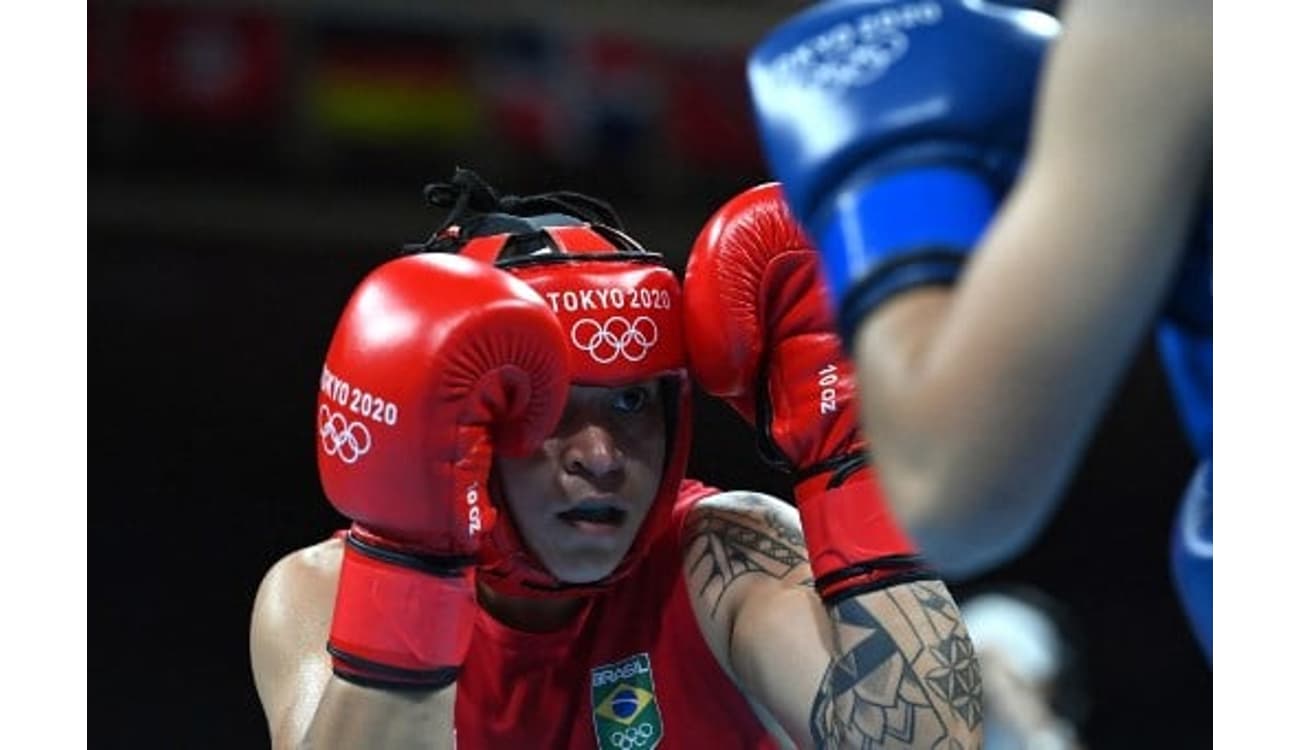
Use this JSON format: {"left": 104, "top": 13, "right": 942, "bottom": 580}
{"left": 684, "top": 183, "right": 932, "bottom": 602}
{"left": 317, "top": 253, "right": 569, "bottom": 688}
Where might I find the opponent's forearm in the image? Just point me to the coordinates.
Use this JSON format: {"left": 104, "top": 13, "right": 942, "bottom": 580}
{"left": 298, "top": 678, "right": 456, "bottom": 750}
{"left": 854, "top": 166, "right": 1196, "bottom": 576}
{"left": 811, "top": 582, "right": 982, "bottom": 749}
{"left": 850, "top": 0, "right": 1209, "bottom": 577}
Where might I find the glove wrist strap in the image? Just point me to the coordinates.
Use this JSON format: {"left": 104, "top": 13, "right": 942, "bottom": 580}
{"left": 813, "top": 164, "right": 995, "bottom": 341}
{"left": 795, "top": 466, "right": 935, "bottom": 605}
{"left": 328, "top": 528, "right": 477, "bottom": 690}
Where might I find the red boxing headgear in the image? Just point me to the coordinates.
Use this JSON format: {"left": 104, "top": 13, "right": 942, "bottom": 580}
{"left": 414, "top": 171, "right": 692, "bottom": 598}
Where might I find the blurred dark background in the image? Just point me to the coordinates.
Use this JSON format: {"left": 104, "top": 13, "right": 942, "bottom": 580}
{"left": 89, "top": 0, "right": 1209, "bottom": 747}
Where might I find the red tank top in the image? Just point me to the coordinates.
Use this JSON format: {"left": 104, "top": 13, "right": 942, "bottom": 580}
{"left": 454, "top": 480, "right": 781, "bottom": 749}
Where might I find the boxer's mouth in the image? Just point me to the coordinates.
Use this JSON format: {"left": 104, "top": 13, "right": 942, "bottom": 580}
{"left": 557, "top": 502, "right": 627, "bottom": 527}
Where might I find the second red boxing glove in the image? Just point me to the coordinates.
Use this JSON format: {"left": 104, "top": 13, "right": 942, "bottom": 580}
{"left": 684, "top": 183, "right": 933, "bottom": 602}
{"left": 685, "top": 183, "right": 859, "bottom": 475}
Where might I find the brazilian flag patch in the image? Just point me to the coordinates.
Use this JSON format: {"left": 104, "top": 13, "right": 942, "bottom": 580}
{"left": 590, "top": 652, "right": 664, "bottom": 750}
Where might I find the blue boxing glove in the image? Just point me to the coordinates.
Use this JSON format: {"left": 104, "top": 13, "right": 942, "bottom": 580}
{"left": 748, "top": 0, "right": 1058, "bottom": 340}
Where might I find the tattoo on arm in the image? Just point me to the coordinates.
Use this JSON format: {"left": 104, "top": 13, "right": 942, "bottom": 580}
{"left": 810, "top": 581, "right": 982, "bottom": 749}
{"left": 683, "top": 501, "right": 810, "bottom": 618}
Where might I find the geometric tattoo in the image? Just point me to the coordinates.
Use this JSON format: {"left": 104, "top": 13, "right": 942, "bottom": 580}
{"left": 683, "top": 501, "right": 809, "bottom": 618}
{"left": 810, "top": 580, "right": 982, "bottom": 749}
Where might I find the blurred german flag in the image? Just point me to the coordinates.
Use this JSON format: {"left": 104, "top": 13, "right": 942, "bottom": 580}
{"left": 309, "top": 39, "right": 481, "bottom": 145}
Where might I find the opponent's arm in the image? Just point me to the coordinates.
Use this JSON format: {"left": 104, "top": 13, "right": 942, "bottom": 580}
{"left": 855, "top": 0, "right": 1210, "bottom": 574}
{"left": 250, "top": 541, "right": 457, "bottom": 750}
{"left": 750, "top": 0, "right": 1211, "bottom": 576}
{"left": 682, "top": 493, "right": 979, "bottom": 749}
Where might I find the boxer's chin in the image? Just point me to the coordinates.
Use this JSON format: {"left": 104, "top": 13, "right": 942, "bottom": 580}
{"left": 529, "top": 513, "right": 639, "bottom": 584}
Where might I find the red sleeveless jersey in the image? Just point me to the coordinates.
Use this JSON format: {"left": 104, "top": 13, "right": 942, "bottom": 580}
{"left": 454, "top": 480, "right": 782, "bottom": 749}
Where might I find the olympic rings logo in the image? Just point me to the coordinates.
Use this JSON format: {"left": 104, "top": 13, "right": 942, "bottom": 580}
{"left": 609, "top": 722, "right": 656, "bottom": 750}
{"left": 319, "top": 405, "right": 372, "bottom": 464}
{"left": 571, "top": 316, "right": 659, "bottom": 364}
{"left": 771, "top": 3, "right": 941, "bottom": 91}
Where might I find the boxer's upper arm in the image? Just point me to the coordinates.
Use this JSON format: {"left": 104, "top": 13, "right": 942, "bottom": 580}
{"left": 854, "top": 0, "right": 1211, "bottom": 577}
{"left": 249, "top": 540, "right": 341, "bottom": 750}
{"left": 682, "top": 493, "right": 980, "bottom": 748}
{"left": 681, "top": 492, "right": 821, "bottom": 746}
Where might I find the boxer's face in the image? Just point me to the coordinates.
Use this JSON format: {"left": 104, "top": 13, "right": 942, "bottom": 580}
{"left": 497, "top": 380, "right": 668, "bottom": 583}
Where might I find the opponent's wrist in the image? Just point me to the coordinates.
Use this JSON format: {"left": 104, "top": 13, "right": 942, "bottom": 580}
{"left": 795, "top": 466, "right": 934, "bottom": 604}
{"left": 328, "top": 528, "right": 478, "bottom": 691}
{"left": 811, "top": 162, "right": 996, "bottom": 341}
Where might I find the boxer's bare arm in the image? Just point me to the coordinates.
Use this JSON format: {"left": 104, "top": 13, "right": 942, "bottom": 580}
{"left": 683, "top": 492, "right": 980, "bottom": 749}
{"left": 249, "top": 539, "right": 457, "bottom": 749}
{"left": 851, "top": 0, "right": 1212, "bottom": 576}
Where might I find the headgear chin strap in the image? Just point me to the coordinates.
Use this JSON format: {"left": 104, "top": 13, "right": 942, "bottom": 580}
{"left": 409, "top": 169, "right": 692, "bottom": 598}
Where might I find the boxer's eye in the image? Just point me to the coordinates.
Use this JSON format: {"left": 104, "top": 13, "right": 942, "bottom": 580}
{"left": 611, "top": 386, "right": 650, "bottom": 415}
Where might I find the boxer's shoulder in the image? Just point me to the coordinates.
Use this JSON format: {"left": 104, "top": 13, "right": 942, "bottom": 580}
{"left": 253, "top": 539, "right": 343, "bottom": 629}
{"left": 680, "top": 489, "right": 811, "bottom": 604}
{"left": 251, "top": 541, "right": 340, "bottom": 745}
{"left": 277, "top": 537, "right": 343, "bottom": 580}
{"left": 685, "top": 489, "right": 801, "bottom": 529}
{"left": 299, "top": 535, "right": 345, "bottom": 572}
